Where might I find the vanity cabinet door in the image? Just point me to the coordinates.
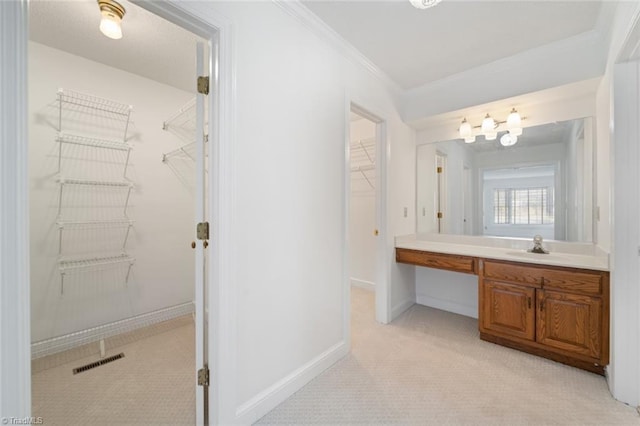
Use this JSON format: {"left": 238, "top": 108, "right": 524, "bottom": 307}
{"left": 536, "top": 289, "right": 601, "bottom": 359}
{"left": 482, "top": 280, "right": 535, "bottom": 341}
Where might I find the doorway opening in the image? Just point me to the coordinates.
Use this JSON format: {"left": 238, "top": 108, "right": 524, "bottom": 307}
{"left": 26, "top": 0, "right": 215, "bottom": 424}
{"left": 347, "top": 104, "right": 388, "bottom": 329}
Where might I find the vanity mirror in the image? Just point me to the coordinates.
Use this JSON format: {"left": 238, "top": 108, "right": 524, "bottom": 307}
{"left": 416, "top": 117, "right": 595, "bottom": 242}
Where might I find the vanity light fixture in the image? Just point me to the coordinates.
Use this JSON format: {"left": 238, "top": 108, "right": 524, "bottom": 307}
{"left": 459, "top": 109, "right": 525, "bottom": 144}
{"left": 410, "top": 0, "right": 442, "bottom": 9}
{"left": 98, "top": 0, "right": 126, "bottom": 40}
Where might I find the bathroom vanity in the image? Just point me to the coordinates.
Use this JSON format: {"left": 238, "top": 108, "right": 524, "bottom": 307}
{"left": 395, "top": 234, "right": 609, "bottom": 375}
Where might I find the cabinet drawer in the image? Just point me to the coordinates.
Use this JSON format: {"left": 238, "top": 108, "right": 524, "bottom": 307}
{"left": 541, "top": 270, "right": 602, "bottom": 295}
{"left": 483, "top": 261, "right": 542, "bottom": 288}
{"left": 396, "top": 248, "right": 476, "bottom": 274}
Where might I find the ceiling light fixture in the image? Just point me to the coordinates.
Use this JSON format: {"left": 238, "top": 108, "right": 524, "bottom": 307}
{"left": 98, "top": 0, "right": 126, "bottom": 40}
{"left": 500, "top": 132, "right": 518, "bottom": 147}
{"left": 458, "top": 109, "right": 525, "bottom": 144}
{"left": 410, "top": 0, "right": 442, "bottom": 10}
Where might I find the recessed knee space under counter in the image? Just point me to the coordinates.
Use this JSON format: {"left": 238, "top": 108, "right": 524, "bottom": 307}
{"left": 395, "top": 233, "right": 610, "bottom": 375}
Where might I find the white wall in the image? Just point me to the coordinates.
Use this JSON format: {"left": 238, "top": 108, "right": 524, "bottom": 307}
{"left": 28, "top": 42, "right": 195, "bottom": 343}
{"left": 415, "top": 268, "right": 478, "bottom": 319}
{"left": 350, "top": 118, "right": 376, "bottom": 288}
{"left": 598, "top": 0, "right": 640, "bottom": 408}
{"left": 168, "top": 2, "right": 416, "bottom": 423}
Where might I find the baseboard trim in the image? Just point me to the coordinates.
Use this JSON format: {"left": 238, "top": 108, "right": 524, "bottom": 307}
{"left": 391, "top": 297, "right": 415, "bottom": 321}
{"left": 235, "top": 340, "right": 348, "bottom": 424}
{"left": 350, "top": 278, "right": 375, "bottom": 291}
{"left": 416, "top": 294, "right": 478, "bottom": 319}
{"left": 31, "top": 302, "right": 195, "bottom": 359}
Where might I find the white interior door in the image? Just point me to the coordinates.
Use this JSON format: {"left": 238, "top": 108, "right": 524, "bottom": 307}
{"left": 194, "top": 41, "right": 209, "bottom": 426}
{"left": 436, "top": 153, "right": 447, "bottom": 233}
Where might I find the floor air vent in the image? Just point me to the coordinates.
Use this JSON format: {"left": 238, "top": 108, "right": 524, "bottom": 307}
{"left": 73, "top": 353, "right": 125, "bottom": 374}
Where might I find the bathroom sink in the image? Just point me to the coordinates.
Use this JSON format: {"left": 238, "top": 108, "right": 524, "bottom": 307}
{"left": 504, "top": 251, "right": 570, "bottom": 262}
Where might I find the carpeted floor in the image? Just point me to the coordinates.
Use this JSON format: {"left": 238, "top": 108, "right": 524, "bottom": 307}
{"left": 31, "top": 316, "right": 195, "bottom": 426}
{"left": 31, "top": 288, "right": 640, "bottom": 425}
{"left": 256, "top": 287, "right": 640, "bottom": 425}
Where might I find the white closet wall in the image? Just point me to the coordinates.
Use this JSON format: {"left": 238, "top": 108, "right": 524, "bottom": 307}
{"left": 29, "top": 41, "right": 196, "bottom": 345}
{"left": 349, "top": 118, "right": 376, "bottom": 289}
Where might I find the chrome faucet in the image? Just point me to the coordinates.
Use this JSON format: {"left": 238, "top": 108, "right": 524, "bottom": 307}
{"left": 529, "top": 235, "right": 549, "bottom": 254}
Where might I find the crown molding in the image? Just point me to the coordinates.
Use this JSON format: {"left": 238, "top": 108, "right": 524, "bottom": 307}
{"left": 273, "top": 0, "right": 403, "bottom": 97}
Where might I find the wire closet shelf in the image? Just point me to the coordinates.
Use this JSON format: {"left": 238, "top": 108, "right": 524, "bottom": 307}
{"left": 55, "top": 88, "right": 136, "bottom": 294}
{"left": 162, "top": 97, "right": 208, "bottom": 162}
{"left": 350, "top": 136, "right": 376, "bottom": 190}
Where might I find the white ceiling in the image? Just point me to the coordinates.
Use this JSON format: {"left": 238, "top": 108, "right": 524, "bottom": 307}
{"left": 29, "top": 0, "right": 606, "bottom": 123}
{"left": 29, "top": 0, "right": 199, "bottom": 93}
{"left": 303, "top": 0, "right": 603, "bottom": 90}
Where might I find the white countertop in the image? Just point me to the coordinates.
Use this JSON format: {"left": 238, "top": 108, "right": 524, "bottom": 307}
{"left": 395, "top": 234, "right": 609, "bottom": 272}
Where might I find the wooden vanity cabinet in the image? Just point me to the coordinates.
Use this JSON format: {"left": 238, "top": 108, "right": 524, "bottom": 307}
{"left": 395, "top": 248, "right": 477, "bottom": 274}
{"left": 479, "top": 259, "right": 609, "bottom": 375}
{"left": 481, "top": 280, "right": 536, "bottom": 341}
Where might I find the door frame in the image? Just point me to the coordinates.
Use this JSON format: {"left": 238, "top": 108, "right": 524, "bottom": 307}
{"left": 0, "top": 1, "right": 234, "bottom": 423}
{"left": 346, "top": 101, "right": 390, "bottom": 326}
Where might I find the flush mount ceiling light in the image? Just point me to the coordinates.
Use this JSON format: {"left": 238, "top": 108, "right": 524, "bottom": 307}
{"left": 500, "top": 132, "right": 518, "bottom": 147}
{"left": 458, "top": 109, "right": 524, "bottom": 144}
{"left": 98, "top": 0, "right": 126, "bottom": 40}
{"left": 410, "top": 0, "right": 442, "bottom": 10}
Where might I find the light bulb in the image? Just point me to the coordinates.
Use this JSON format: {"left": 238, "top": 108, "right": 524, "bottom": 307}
{"left": 507, "top": 108, "right": 522, "bottom": 136}
{"left": 481, "top": 114, "right": 495, "bottom": 134}
{"left": 98, "top": 0, "right": 125, "bottom": 40}
{"left": 464, "top": 136, "right": 476, "bottom": 144}
{"left": 100, "top": 14, "right": 122, "bottom": 39}
{"left": 459, "top": 118, "right": 472, "bottom": 139}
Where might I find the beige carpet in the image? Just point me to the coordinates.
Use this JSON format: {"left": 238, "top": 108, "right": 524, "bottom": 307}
{"left": 256, "top": 287, "right": 640, "bottom": 425}
{"left": 31, "top": 317, "right": 195, "bottom": 426}
{"left": 31, "top": 289, "right": 640, "bottom": 425}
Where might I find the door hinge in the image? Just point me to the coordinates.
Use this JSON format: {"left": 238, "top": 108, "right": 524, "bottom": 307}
{"left": 437, "top": 167, "right": 443, "bottom": 173}
{"left": 437, "top": 212, "right": 443, "bottom": 219}
{"left": 197, "top": 76, "right": 209, "bottom": 95}
{"left": 198, "top": 365, "right": 210, "bottom": 387}
{"left": 197, "top": 222, "right": 210, "bottom": 240}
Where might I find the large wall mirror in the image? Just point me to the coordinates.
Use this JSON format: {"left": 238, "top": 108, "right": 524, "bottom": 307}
{"left": 416, "top": 117, "right": 595, "bottom": 242}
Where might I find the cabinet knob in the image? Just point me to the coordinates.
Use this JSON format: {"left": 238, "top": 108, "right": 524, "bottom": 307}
{"left": 191, "top": 241, "right": 196, "bottom": 249}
